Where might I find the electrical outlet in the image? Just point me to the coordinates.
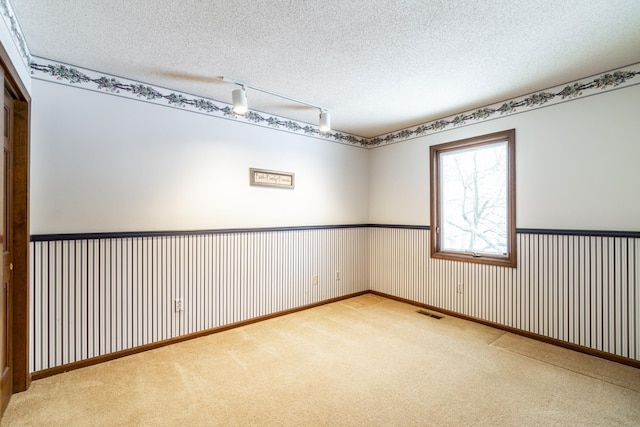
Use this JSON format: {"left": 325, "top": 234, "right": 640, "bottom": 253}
{"left": 335, "top": 271, "right": 340, "bottom": 281}
{"left": 312, "top": 275, "right": 318, "bottom": 285}
{"left": 456, "top": 283, "right": 463, "bottom": 294}
{"left": 175, "top": 298, "right": 183, "bottom": 312}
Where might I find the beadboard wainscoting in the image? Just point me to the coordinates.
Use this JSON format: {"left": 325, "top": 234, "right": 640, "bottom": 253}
{"left": 369, "top": 226, "right": 640, "bottom": 363}
{"left": 30, "top": 226, "right": 370, "bottom": 373}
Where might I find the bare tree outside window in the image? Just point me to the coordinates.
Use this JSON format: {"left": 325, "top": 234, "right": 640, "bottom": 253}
{"left": 430, "top": 130, "right": 516, "bottom": 267}
{"left": 440, "top": 142, "right": 507, "bottom": 255}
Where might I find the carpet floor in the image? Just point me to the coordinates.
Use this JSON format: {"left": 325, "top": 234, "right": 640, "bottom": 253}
{"left": 3, "top": 294, "right": 640, "bottom": 426}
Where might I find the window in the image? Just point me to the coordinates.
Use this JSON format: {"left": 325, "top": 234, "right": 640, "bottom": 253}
{"left": 430, "top": 129, "right": 516, "bottom": 267}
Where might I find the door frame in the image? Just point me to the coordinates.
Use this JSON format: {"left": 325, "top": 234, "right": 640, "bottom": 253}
{"left": 0, "top": 42, "right": 30, "bottom": 394}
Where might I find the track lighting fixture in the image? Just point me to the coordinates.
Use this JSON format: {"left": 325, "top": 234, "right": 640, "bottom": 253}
{"left": 221, "top": 77, "right": 330, "bottom": 132}
{"left": 319, "top": 110, "right": 331, "bottom": 133}
{"left": 231, "top": 86, "right": 248, "bottom": 114}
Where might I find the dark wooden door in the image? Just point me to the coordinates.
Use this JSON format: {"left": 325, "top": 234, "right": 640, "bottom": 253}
{"left": 0, "top": 86, "right": 13, "bottom": 416}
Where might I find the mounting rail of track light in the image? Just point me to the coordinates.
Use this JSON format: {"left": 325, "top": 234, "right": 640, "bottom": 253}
{"left": 221, "top": 76, "right": 331, "bottom": 132}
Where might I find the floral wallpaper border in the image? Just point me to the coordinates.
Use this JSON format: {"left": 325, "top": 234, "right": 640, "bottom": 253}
{"left": 30, "top": 57, "right": 369, "bottom": 146}
{"left": 0, "top": 0, "right": 31, "bottom": 67}
{"left": 30, "top": 57, "right": 640, "bottom": 148}
{"left": 368, "top": 65, "right": 640, "bottom": 147}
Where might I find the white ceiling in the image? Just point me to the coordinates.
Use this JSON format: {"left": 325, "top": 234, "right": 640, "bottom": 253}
{"left": 10, "top": 0, "right": 640, "bottom": 138}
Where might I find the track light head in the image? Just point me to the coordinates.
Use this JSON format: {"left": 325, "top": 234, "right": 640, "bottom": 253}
{"left": 224, "top": 77, "right": 330, "bottom": 126}
{"left": 319, "top": 110, "right": 331, "bottom": 133}
{"left": 232, "top": 87, "right": 248, "bottom": 114}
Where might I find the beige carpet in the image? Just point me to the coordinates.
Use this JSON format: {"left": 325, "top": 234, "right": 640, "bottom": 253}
{"left": 3, "top": 294, "right": 640, "bottom": 426}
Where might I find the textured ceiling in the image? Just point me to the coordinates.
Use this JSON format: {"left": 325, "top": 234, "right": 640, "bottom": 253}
{"left": 10, "top": 0, "right": 640, "bottom": 138}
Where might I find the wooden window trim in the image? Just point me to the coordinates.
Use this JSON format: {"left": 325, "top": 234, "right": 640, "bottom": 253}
{"left": 430, "top": 129, "right": 516, "bottom": 268}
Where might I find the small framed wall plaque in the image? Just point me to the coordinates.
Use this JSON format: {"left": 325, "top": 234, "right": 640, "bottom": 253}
{"left": 250, "top": 168, "right": 295, "bottom": 189}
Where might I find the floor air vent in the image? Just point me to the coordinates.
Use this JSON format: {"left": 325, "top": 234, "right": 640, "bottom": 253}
{"left": 416, "top": 310, "right": 443, "bottom": 319}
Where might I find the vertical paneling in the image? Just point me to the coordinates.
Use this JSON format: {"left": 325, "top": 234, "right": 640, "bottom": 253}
{"left": 30, "top": 227, "right": 369, "bottom": 372}
{"left": 30, "top": 226, "right": 640, "bottom": 372}
{"left": 368, "top": 227, "right": 640, "bottom": 362}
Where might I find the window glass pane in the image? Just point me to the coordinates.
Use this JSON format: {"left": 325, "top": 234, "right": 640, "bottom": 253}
{"left": 440, "top": 141, "right": 507, "bottom": 255}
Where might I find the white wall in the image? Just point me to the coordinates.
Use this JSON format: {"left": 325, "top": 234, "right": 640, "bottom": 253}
{"left": 32, "top": 76, "right": 640, "bottom": 234}
{"left": 369, "top": 84, "right": 640, "bottom": 231}
{"left": 30, "top": 80, "right": 370, "bottom": 234}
